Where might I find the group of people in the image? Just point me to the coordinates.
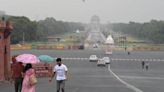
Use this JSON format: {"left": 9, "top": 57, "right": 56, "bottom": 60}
{"left": 141, "top": 61, "right": 149, "bottom": 71}
{"left": 11, "top": 56, "right": 68, "bottom": 92}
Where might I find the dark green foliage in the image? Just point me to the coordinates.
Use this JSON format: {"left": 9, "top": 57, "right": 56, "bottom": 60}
{"left": 7, "top": 15, "right": 164, "bottom": 44}
{"left": 111, "top": 20, "right": 164, "bottom": 44}
{"left": 8, "top": 16, "right": 38, "bottom": 44}
{"left": 7, "top": 16, "right": 84, "bottom": 44}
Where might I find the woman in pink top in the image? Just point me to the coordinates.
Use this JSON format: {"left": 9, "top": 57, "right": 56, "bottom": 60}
{"left": 22, "top": 63, "right": 36, "bottom": 92}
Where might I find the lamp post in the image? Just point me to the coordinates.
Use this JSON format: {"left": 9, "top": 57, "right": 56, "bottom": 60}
{"left": 124, "top": 36, "right": 127, "bottom": 51}
{"left": 22, "top": 32, "right": 25, "bottom": 45}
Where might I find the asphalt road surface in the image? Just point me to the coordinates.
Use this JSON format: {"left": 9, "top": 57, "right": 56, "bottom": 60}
{"left": 1, "top": 49, "right": 164, "bottom": 92}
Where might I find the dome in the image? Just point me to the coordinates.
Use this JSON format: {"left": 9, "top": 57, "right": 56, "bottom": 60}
{"left": 105, "top": 35, "right": 114, "bottom": 44}
{"left": 91, "top": 15, "right": 100, "bottom": 23}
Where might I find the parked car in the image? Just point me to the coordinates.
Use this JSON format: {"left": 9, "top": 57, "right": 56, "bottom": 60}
{"left": 89, "top": 55, "right": 98, "bottom": 62}
{"left": 102, "top": 57, "right": 110, "bottom": 64}
{"left": 97, "top": 59, "right": 106, "bottom": 66}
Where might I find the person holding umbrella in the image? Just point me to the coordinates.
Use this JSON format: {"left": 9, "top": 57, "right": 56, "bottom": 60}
{"left": 15, "top": 54, "right": 39, "bottom": 92}
{"left": 11, "top": 55, "right": 24, "bottom": 92}
{"left": 21, "top": 63, "right": 37, "bottom": 92}
{"left": 49, "top": 58, "right": 68, "bottom": 92}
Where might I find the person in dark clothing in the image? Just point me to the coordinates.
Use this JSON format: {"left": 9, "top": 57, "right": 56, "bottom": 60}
{"left": 128, "top": 51, "right": 130, "bottom": 55}
{"left": 145, "top": 62, "right": 149, "bottom": 71}
{"left": 11, "top": 55, "right": 24, "bottom": 92}
{"left": 141, "top": 61, "right": 145, "bottom": 70}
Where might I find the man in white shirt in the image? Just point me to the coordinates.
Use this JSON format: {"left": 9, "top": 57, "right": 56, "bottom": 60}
{"left": 49, "top": 58, "right": 68, "bottom": 92}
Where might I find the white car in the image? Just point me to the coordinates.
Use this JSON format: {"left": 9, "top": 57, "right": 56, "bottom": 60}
{"left": 89, "top": 55, "right": 98, "bottom": 62}
{"left": 102, "top": 57, "right": 110, "bottom": 64}
{"left": 97, "top": 59, "right": 106, "bottom": 66}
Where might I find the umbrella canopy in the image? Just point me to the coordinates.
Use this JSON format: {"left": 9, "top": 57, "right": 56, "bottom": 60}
{"left": 38, "top": 55, "right": 55, "bottom": 63}
{"left": 16, "top": 54, "right": 40, "bottom": 64}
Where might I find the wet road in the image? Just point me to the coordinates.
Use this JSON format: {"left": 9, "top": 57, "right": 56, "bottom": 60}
{"left": 1, "top": 50, "right": 164, "bottom": 92}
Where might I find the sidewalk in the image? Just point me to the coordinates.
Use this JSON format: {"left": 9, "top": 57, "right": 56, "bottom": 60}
{"left": 0, "top": 81, "right": 13, "bottom": 92}
{"left": 0, "top": 78, "right": 56, "bottom": 92}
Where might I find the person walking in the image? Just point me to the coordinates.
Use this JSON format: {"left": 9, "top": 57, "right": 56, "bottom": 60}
{"left": 145, "top": 62, "right": 149, "bottom": 71}
{"left": 49, "top": 58, "right": 68, "bottom": 92}
{"left": 141, "top": 61, "right": 145, "bottom": 70}
{"left": 22, "top": 63, "right": 37, "bottom": 92}
{"left": 127, "top": 51, "right": 130, "bottom": 55}
{"left": 11, "top": 55, "right": 24, "bottom": 92}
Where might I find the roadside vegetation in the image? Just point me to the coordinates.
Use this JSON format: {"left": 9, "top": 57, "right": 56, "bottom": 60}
{"left": 3, "top": 15, "right": 164, "bottom": 45}
{"left": 7, "top": 16, "right": 85, "bottom": 44}
{"left": 111, "top": 20, "right": 164, "bottom": 44}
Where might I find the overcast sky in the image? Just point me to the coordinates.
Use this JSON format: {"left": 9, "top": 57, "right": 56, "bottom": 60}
{"left": 0, "top": 0, "right": 164, "bottom": 23}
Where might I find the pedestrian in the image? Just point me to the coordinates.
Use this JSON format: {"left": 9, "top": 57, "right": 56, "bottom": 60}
{"left": 128, "top": 51, "right": 130, "bottom": 55}
{"left": 49, "top": 58, "right": 68, "bottom": 92}
{"left": 145, "top": 62, "right": 149, "bottom": 71}
{"left": 11, "top": 55, "right": 24, "bottom": 92}
{"left": 22, "top": 63, "right": 37, "bottom": 92}
{"left": 141, "top": 61, "right": 145, "bottom": 70}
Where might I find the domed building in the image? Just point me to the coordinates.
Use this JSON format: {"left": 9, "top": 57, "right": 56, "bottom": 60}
{"left": 90, "top": 15, "right": 100, "bottom": 31}
{"left": 84, "top": 15, "right": 106, "bottom": 48}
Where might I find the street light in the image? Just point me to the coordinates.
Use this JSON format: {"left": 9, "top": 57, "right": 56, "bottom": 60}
{"left": 124, "top": 36, "right": 127, "bottom": 51}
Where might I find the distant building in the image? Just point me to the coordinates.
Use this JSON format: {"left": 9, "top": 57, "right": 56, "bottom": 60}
{"left": 90, "top": 15, "right": 100, "bottom": 31}
{"left": 84, "top": 15, "right": 106, "bottom": 48}
{"left": 47, "top": 36, "right": 62, "bottom": 42}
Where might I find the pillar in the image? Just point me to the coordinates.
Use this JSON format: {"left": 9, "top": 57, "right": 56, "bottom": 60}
{"left": 0, "top": 18, "right": 13, "bottom": 81}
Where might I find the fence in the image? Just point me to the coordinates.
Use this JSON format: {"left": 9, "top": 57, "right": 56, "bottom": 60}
{"left": 32, "top": 63, "right": 53, "bottom": 77}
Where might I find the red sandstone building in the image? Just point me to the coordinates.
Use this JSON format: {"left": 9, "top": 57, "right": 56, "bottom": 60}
{"left": 0, "top": 18, "right": 13, "bottom": 81}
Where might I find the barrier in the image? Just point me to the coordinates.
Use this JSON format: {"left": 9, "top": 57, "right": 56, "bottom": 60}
{"left": 37, "top": 45, "right": 65, "bottom": 50}
{"left": 32, "top": 64, "right": 52, "bottom": 77}
{"left": 11, "top": 44, "right": 32, "bottom": 50}
{"left": 11, "top": 44, "right": 85, "bottom": 50}
{"left": 133, "top": 47, "right": 161, "bottom": 51}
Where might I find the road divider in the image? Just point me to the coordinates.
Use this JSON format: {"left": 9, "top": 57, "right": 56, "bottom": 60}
{"left": 59, "top": 57, "right": 164, "bottom": 62}
{"left": 62, "top": 57, "right": 89, "bottom": 60}
{"left": 111, "top": 58, "right": 164, "bottom": 62}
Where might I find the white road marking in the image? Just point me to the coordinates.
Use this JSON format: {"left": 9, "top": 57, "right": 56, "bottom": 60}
{"left": 108, "top": 65, "right": 143, "bottom": 92}
{"left": 58, "top": 57, "right": 164, "bottom": 62}
{"left": 62, "top": 57, "right": 89, "bottom": 60}
{"left": 120, "top": 75, "right": 164, "bottom": 80}
{"left": 110, "top": 58, "right": 164, "bottom": 62}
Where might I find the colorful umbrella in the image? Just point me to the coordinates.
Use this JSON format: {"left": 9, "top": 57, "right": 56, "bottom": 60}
{"left": 38, "top": 55, "right": 55, "bottom": 63}
{"left": 16, "top": 54, "right": 40, "bottom": 64}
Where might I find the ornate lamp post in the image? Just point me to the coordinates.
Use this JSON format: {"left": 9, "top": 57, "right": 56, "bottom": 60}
{"left": 0, "top": 17, "right": 13, "bottom": 81}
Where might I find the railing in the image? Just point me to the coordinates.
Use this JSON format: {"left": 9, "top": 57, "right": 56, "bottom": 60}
{"left": 32, "top": 64, "right": 53, "bottom": 77}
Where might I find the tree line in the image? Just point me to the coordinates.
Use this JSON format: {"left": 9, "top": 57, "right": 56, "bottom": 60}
{"left": 4, "top": 15, "right": 164, "bottom": 44}
{"left": 7, "top": 16, "right": 84, "bottom": 44}
{"left": 111, "top": 20, "right": 164, "bottom": 44}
